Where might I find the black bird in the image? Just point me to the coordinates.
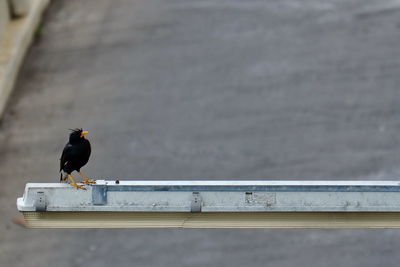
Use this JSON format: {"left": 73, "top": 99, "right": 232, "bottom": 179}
{"left": 60, "top": 128, "right": 94, "bottom": 189}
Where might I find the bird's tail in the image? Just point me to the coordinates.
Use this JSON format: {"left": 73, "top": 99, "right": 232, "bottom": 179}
{"left": 60, "top": 172, "right": 68, "bottom": 182}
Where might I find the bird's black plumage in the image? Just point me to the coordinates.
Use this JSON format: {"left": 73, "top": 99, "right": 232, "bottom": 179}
{"left": 60, "top": 129, "right": 91, "bottom": 181}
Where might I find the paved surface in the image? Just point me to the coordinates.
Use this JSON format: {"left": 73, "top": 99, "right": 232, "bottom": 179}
{"left": 1, "top": 0, "right": 400, "bottom": 266}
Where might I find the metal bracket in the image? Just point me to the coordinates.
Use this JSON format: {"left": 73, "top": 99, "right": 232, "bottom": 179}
{"left": 92, "top": 185, "right": 108, "bottom": 205}
{"left": 34, "top": 191, "right": 46, "bottom": 211}
{"left": 191, "top": 192, "right": 202, "bottom": 212}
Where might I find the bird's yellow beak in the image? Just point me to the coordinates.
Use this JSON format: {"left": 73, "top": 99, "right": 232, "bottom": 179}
{"left": 80, "top": 131, "right": 88, "bottom": 138}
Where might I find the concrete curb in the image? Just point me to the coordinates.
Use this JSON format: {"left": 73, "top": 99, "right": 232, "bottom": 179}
{"left": 0, "top": 0, "right": 49, "bottom": 118}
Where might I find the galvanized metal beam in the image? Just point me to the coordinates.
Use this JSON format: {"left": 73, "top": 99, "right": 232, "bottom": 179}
{"left": 16, "top": 180, "right": 400, "bottom": 228}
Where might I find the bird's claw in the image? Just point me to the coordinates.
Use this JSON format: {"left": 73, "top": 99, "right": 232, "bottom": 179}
{"left": 82, "top": 179, "right": 96, "bottom": 184}
{"left": 71, "top": 183, "right": 86, "bottom": 190}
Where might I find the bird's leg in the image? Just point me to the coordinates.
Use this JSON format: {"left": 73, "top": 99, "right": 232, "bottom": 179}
{"left": 78, "top": 171, "right": 95, "bottom": 184}
{"left": 67, "top": 174, "right": 85, "bottom": 189}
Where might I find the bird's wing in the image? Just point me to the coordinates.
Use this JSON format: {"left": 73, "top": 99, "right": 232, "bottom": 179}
{"left": 60, "top": 143, "right": 72, "bottom": 172}
{"left": 85, "top": 139, "right": 91, "bottom": 159}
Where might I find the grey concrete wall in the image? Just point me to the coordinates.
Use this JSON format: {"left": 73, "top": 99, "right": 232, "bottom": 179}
{"left": 8, "top": 0, "right": 31, "bottom": 17}
{"left": 0, "top": 0, "right": 10, "bottom": 39}
{"left": 0, "top": 0, "right": 30, "bottom": 40}
{"left": 0, "top": 0, "right": 49, "bottom": 118}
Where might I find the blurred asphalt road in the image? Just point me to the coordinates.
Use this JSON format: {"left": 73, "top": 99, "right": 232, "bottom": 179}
{"left": 1, "top": 0, "right": 400, "bottom": 266}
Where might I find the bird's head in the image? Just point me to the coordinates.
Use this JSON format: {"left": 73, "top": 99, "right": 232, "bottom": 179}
{"left": 69, "top": 128, "right": 89, "bottom": 143}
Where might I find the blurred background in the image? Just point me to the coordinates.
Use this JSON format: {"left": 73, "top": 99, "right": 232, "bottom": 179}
{"left": 1, "top": 0, "right": 400, "bottom": 266}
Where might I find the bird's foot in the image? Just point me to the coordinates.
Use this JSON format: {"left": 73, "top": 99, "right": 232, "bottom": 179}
{"left": 82, "top": 178, "right": 96, "bottom": 184}
{"left": 70, "top": 183, "right": 86, "bottom": 190}
{"left": 79, "top": 172, "right": 95, "bottom": 184}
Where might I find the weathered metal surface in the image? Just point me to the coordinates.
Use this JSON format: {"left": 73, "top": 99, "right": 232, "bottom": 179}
{"left": 92, "top": 185, "right": 107, "bottom": 205}
{"left": 34, "top": 191, "right": 46, "bottom": 212}
{"left": 190, "top": 192, "right": 202, "bottom": 212}
{"left": 17, "top": 180, "right": 400, "bottom": 213}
